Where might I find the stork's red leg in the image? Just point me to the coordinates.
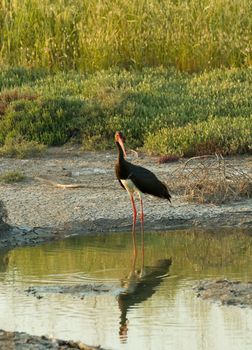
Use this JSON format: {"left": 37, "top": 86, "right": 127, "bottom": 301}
{"left": 139, "top": 197, "right": 145, "bottom": 268}
{"left": 130, "top": 194, "right": 137, "bottom": 257}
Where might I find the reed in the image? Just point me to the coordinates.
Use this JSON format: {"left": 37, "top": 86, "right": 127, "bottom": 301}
{"left": 0, "top": 0, "right": 251, "bottom": 72}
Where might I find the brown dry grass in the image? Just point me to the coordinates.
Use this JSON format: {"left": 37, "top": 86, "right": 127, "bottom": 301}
{"left": 168, "top": 155, "right": 252, "bottom": 204}
{"left": 0, "top": 90, "right": 38, "bottom": 116}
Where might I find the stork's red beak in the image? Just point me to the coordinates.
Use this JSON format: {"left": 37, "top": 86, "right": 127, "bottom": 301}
{"left": 115, "top": 132, "right": 127, "bottom": 158}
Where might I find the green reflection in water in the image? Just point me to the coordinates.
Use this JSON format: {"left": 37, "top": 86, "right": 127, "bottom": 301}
{"left": 4, "top": 227, "right": 252, "bottom": 281}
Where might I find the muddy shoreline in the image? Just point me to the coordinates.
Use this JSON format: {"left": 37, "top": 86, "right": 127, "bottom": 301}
{"left": 1, "top": 147, "right": 252, "bottom": 251}
{"left": 194, "top": 280, "right": 252, "bottom": 308}
{"left": 0, "top": 147, "right": 252, "bottom": 349}
{"left": 0, "top": 329, "right": 105, "bottom": 350}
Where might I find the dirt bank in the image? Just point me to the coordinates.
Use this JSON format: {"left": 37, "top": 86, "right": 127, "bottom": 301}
{"left": 0, "top": 147, "right": 252, "bottom": 250}
{"left": 194, "top": 280, "right": 252, "bottom": 308}
{"left": 0, "top": 329, "right": 105, "bottom": 350}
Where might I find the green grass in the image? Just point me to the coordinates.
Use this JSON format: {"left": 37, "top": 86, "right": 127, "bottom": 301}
{"left": 0, "top": 0, "right": 251, "bottom": 72}
{"left": 0, "top": 66, "right": 251, "bottom": 157}
{"left": 0, "top": 170, "right": 26, "bottom": 183}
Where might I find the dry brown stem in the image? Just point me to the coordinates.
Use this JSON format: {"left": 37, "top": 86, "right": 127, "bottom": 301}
{"left": 168, "top": 155, "right": 252, "bottom": 204}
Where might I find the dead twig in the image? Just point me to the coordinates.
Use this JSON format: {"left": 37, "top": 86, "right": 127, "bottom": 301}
{"left": 35, "top": 176, "right": 86, "bottom": 189}
{"left": 34, "top": 176, "right": 117, "bottom": 190}
{"left": 167, "top": 155, "right": 252, "bottom": 204}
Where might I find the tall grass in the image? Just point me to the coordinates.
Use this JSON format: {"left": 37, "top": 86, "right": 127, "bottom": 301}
{"left": 0, "top": 0, "right": 251, "bottom": 72}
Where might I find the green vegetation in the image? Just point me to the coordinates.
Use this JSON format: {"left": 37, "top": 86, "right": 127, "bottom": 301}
{"left": 0, "top": 1, "right": 251, "bottom": 157}
{"left": 145, "top": 115, "right": 252, "bottom": 156}
{"left": 0, "top": 66, "right": 251, "bottom": 157}
{"left": 0, "top": 170, "right": 26, "bottom": 183}
{"left": 0, "top": 0, "right": 251, "bottom": 72}
{"left": 0, "top": 135, "right": 47, "bottom": 158}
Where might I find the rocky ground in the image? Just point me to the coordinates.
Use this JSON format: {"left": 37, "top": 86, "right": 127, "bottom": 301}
{"left": 0, "top": 329, "right": 105, "bottom": 350}
{"left": 0, "top": 147, "right": 252, "bottom": 349}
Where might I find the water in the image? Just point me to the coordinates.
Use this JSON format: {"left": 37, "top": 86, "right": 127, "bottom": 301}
{"left": 0, "top": 228, "right": 252, "bottom": 350}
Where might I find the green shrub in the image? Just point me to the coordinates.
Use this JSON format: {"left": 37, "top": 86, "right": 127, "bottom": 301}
{"left": 144, "top": 116, "right": 252, "bottom": 157}
{"left": 0, "top": 135, "right": 46, "bottom": 158}
{"left": 0, "top": 66, "right": 251, "bottom": 156}
{"left": 0, "top": 67, "right": 48, "bottom": 90}
{"left": 0, "top": 98, "right": 84, "bottom": 145}
{"left": 82, "top": 135, "right": 110, "bottom": 151}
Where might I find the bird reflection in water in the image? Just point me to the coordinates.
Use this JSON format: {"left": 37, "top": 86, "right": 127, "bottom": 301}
{"left": 118, "top": 249, "right": 172, "bottom": 343}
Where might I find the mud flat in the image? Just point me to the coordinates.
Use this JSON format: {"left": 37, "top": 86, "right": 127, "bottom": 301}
{"left": 0, "top": 329, "right": 105, "bottom": 350}
{"left": 194, "top": 280, "right": 252, "bottom": 308}
{"left": 0, "top": 147, "right": 252, "bottom": 250}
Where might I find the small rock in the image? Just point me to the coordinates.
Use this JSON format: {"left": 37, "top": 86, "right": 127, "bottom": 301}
{"left": 19, "top": 225, "right": 33, "bottom": 232}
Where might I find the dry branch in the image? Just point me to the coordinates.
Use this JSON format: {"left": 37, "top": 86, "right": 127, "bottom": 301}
{"left": 168, "top": 155, "right": 252, "bottom": 204}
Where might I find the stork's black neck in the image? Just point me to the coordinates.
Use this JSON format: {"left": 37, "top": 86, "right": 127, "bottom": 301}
{"left": 116, "top": 141, "right": 125, "bottom": 163}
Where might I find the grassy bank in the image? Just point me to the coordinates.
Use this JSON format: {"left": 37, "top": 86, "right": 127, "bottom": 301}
{"left": 0, "top": 0, "right": 251, "bottom": 72}
{"left": 0, "top": 66, "right": 251, "bottom": 157}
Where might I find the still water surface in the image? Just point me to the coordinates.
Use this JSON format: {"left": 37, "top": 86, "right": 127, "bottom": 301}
{"left": 0, "top": 228, "right": 252, "bottom": 350}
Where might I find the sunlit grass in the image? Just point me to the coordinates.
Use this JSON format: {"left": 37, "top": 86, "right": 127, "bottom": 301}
{"left": 0, "top": 0, "right": 251, "bottom": 72}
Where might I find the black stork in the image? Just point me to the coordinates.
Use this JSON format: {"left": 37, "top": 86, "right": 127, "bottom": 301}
{"left": 115, "top": 131, "right": 171, "bottom": 259}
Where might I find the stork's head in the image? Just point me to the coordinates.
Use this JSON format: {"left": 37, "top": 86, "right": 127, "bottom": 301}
{"left": 115, "top": 131, "right": 125, "bottom": 142}
{"left": 115, "top": 131, "right": 127, "bottom": 158}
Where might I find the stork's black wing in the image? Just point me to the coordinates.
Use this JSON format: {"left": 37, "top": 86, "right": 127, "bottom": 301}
{"left": 127, "top": 162, "right": 171, "bottom": 201}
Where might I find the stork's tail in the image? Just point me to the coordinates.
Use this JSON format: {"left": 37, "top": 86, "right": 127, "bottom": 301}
{"left": 162, "top": 182, "right": 171, "bottom": 202}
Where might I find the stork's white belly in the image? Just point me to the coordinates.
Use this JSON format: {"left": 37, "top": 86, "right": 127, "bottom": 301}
{"left": 121, "top": 179, "right": 142, "bottom": 197}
